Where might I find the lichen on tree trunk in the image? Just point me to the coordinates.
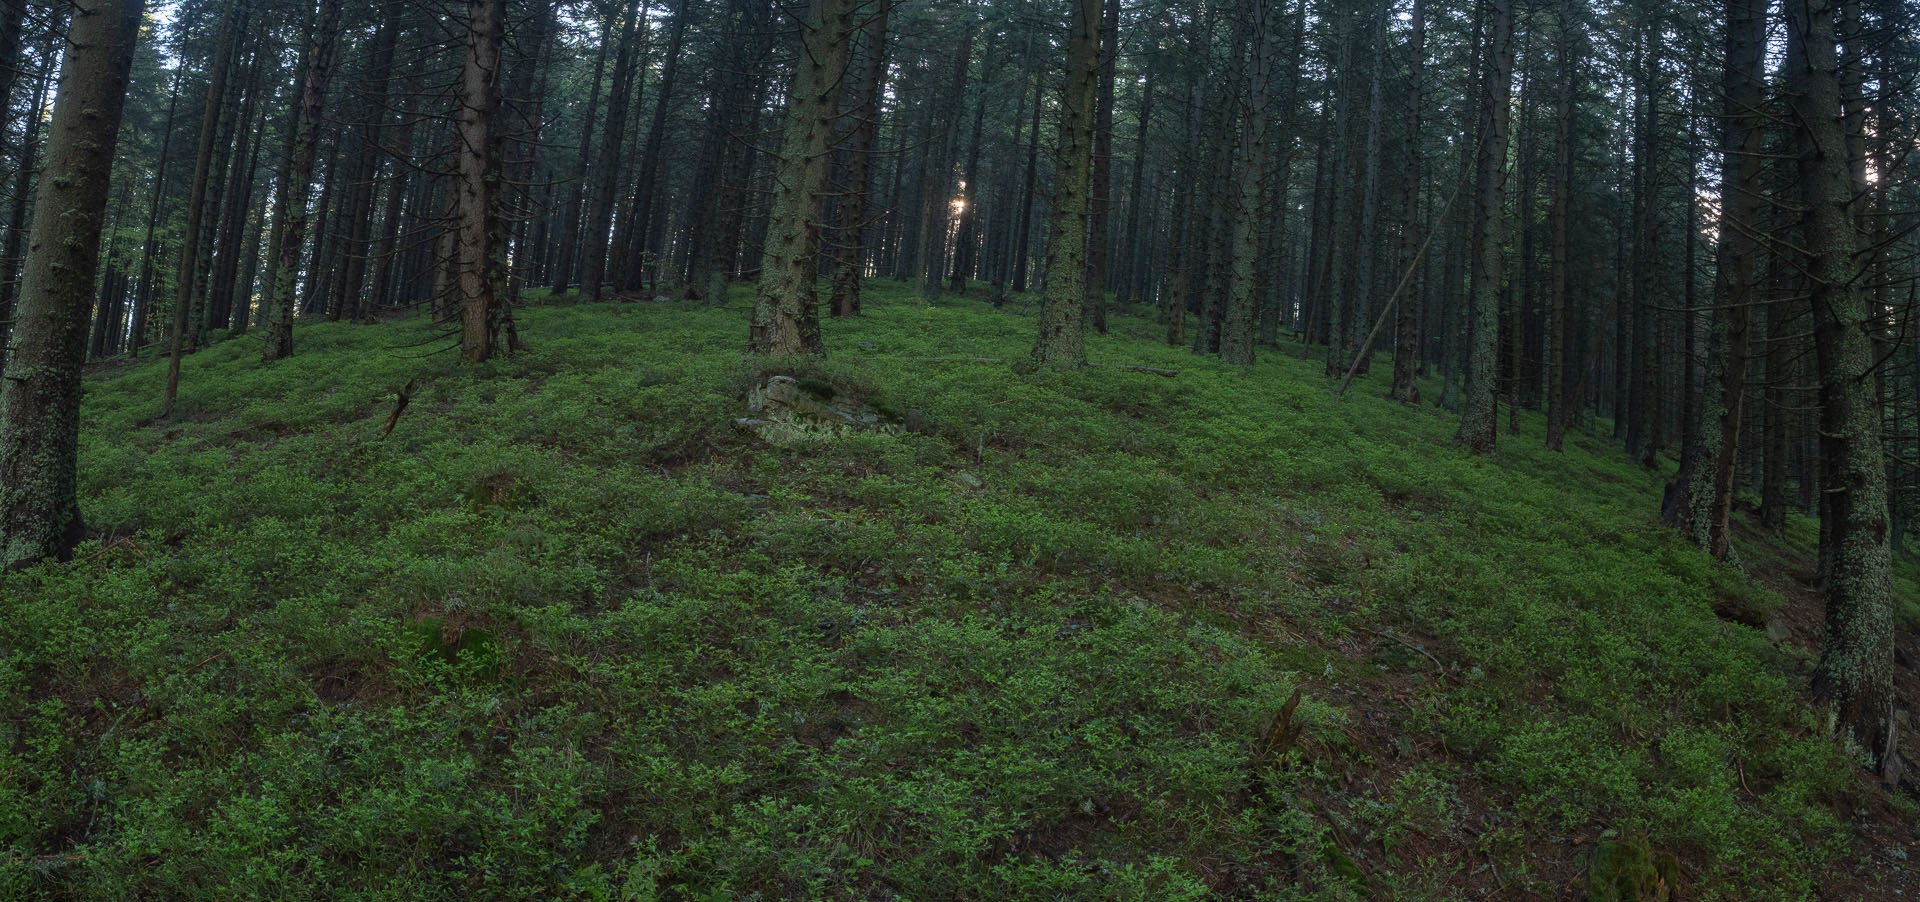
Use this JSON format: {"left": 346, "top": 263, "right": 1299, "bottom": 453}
{"left": 748, "top": 0, "right": 857, "bottom": 356}
{"left": 0, "top": 0, "right": 145, "bottom": 570}
{"left": 1787, "top": 0, "right": 1897, "bottom": 779}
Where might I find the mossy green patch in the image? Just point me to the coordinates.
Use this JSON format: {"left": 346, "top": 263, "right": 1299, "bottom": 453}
{"left": 0, "top": 283, "right": 1877, "bottom": 899}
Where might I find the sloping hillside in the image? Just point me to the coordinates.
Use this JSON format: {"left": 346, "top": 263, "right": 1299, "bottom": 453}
{"left": 3, "top": 285, "right": 1914, "bottom": 899}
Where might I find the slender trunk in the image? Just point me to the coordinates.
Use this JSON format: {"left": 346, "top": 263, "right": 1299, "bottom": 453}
{"left": 1083, "top": 0, "right": 1119, "bottom": 332}
{"left": 581, "top": 0, "right": 646, "bottom": 302}
{"left": 1388, "top": 0, "right": 1427, "bottom": 402}
{"left": 1219, "top": 0, "right": 1278, "bottom": 365}
{"left": 127, "top": 69, "right": 184, "bottom": 358}
{"left": 1700, "top": 0, "right": 1767, "bottom": 558}
{"left": 829, "top": 0, "right": 890, "bottom": 315}
{"left": 1456, "top": 0, "right": 1513, "bottom": 452}
{"left": 261, "top": 0, "right": 343, "bottom": 362}
{"left": 1121, "top": 68, "right": 1152, "bottom": 306}
{"left": 623, "top": 0, "right": 690, "bottom": 291}
{"left": 550, "top": 17, "right": 610, "bottom": 296}
{"left": 455, "top": 0, "right": 504, "bottom": 362}
{"left": 1011, "top": 70, "right": 1042, "bottom": 293}
{"left": 162, "top": 2, "right": 244, "bottom": 416}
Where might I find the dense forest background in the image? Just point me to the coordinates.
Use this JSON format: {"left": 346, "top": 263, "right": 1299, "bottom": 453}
{"left": 2, "top": 0, "right": 1920, "bottom": 894}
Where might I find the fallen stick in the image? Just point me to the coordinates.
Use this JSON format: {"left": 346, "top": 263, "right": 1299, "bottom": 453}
{"left": 381, "top": 379, "right": 417, "bottom": 438}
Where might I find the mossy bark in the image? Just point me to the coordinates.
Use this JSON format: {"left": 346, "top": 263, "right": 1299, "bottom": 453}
{"left": 1031, "top": 0, "right": 1102, "bottom": 370}
{"left": 1788, "top": 0, "right": 1897, "bottom": 777}
{"left": 748, "top": 0, "right": 857, "bottom": 356}
{"left": 0, "top": 0, "right": 144, "bottom": 570}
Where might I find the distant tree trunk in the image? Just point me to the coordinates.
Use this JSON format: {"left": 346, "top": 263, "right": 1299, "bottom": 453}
{"left": 1219, "top": 0, "right": 1279, "bottom": 365}
{"left": 161, "top": 1, "right": 243, "bottom": 415}
{"left": 1011, "top": 70, "right": 1042, "bottom": 293}
{"left": 1703, "top": 0, "right": 1767, "bottom": 559}
{"left": 549, "top": 15, "right": 610, "bottom": 297}
{"left": 1388, "top": 0, "right": 1426, "bottom": 403}
{"left": 828, "top": 0, "right": 890, "bottom": 316}
{"left": 209, "top": 54, "right": 265, "bottom": 332}
{"left": 1347, "top": 10, "right": 1388, "bottom": 378}
{"left": 1624, "top": 26, "right": 1661, "bottom": 466}
{"left": 622, "top": 0, "right": 690, "bottom": 291}
{"left": 747, "top": 0, "right": 857, "bottom": 355}
{"left": 916, "top": 23, "right": 975, "bottom": 300}
{"left": 261, "top": 0, "right": 343, "bottom": 362}
{"left": 126, "top": 68, "right": 184, "bottom": 359}
{"left": 1788, "top": 0, "right": 1897, "bottom": 781}
{"left": 0, "top": 0, "right": 23, "bottom": 173}
{"left": 1456, "top": 0, "right": 1513, "bottom": 452}
{"left": 581, "top": 0, "right": 645, "bottom": 303}
{"left": 948, "top": 89, "right": 987, "bottom": 292}
{"left": 455, "top": 0, "right": 504, "bottom": 362}
{"left": 0, "top": 0, "right": 144, "bottom": 570}
{"left": 1542, "top": 0, "right": 1575, "bottom": 445}
{"left": 1031, "top": 0, "right": 1102, "bottom": 369}
{"left": 1120, "top": 67, "right": 1152, "bottom": 307}
{"left": 0, "top": 38, "right": 56, "bottom": 361}
{"left": 1082, "top": 0, "right": 1119, "bottom": 333}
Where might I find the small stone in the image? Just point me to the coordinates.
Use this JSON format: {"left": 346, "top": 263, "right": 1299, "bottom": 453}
{"left": 1765, "top": 618, "right": 1793, "bottom": 644}
{"left": 949, "top": 471, "right": 984, "bottom": 490}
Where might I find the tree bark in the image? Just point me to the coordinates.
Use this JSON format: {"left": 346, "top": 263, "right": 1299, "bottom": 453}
{"left": 747, "top": 0, "right": 857, "bottom": 355}
{"left": 827, "top": 0, "right": 890, "bottom": 317}
{"left": 1083, "top": 0, "right": 1120, "bottom": 332}
{"left": 1219, "top": 0, "right": 1279, "bottom": 365}
{"left": 1787, "top": 0, "right": 1897, "bottom": 780}
{"left": 1456, "top": 0, "right": 1513, "bottom": 452}
{"left": 455, "top": 0, "right": 504, "bottom": 362}
{"left": 260, "top": 0, "right": 343, "bottom": 362}
{"left": 0, "top": 0, "right": 144, "bottom": 570}
{"left": 1030, "top": 0, "right": 1102, "bottom": 369}
{"left": 1702, "top": 0, "right": 1767, "bottom": 559}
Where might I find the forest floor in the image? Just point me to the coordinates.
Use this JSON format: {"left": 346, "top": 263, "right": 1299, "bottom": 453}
{"left": 3, "top": 281, "right": 1918, "bottom": 899}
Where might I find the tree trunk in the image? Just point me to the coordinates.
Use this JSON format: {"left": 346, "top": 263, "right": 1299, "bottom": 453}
{"left": 1083, "top": 0, "right": 1119, "bottom": 333}
{"left": 621, "top": 0, "right": 690, "bottom": 291}
{"left": 0, "top": 0, "right": 144, "bottom": 570}
{"left": 829, "top": 0, "right": 890, "bottom": 316}
{"left": 581, "top": 0, "right": 646, "bottom": 303}
{"left": 1703, "top": 0, "right": 1767, "bottom": 559}
{"left": 1219, "top": 0, "right": 1279, "bottom": 365}
{"left": 1011, "top": 70, "right": 1041, "bottom": 294}
{"left": 1387, "top": 0, "right": 1427, "bottom": 403}
{"left": 1456, "top": 0, "right": 1513, "bottom": 452}
{"left": 1030, "top": 0, "right": 1102, "bottom": 369}
{"left": 747, "top": 0, "right": 857, "bottom": 355}
{"left": 161, "top": 0, "right": 243, "bottom": 416}
{"left": 455, "top": 0, "right": 504, "bottom": 362}
{"left": 1787, "top": 0, "right": 1897, "bottom": 780}
{"left": 1542, "top": 0, "right": 1576, "bottom": 445}
{"left": 260, "top": 0, "right": 343, "bottom": 362}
